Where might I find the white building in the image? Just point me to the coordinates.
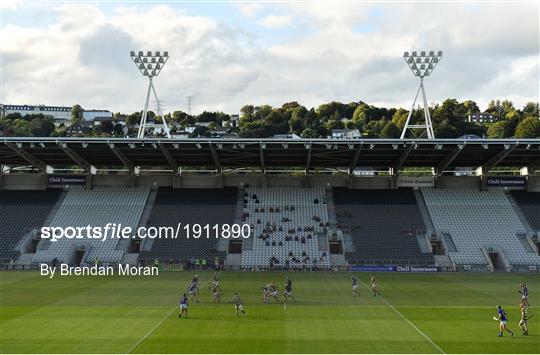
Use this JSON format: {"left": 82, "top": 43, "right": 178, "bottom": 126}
{"left": 83, "top": 110, "right": 113, "bottom": 121}
{"left": 230, "top": 114, "right": 240, "bottom": 128}
{"left": 467, "top": 112, "right": 499, "bottom": 124}
{"left": 1, "top": 104, "right": 112, "bottom": 127}
{"left": 1, "top": 104, "right": 71, "bottom": 122}
{"left": 331, "top": 129, "right": 361, "bottom": 139}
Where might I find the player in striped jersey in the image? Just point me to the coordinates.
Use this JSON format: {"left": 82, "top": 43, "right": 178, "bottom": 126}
{"left": 519, "top": 303, "right": 531, "bottom": 336}
{"left": 230, "top": 292, "right": 246, "bottom": 316}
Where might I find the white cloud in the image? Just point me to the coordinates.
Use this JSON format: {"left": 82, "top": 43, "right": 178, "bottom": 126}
{"left": 258, "top": 14, "right": 293, "bottom": 28}
{"left": 1, "top": 2, "right": 538, "bottom": 114}
{"left": 234, "top": 3, "right": 264, "bottom": 18}
{"left": 0, "top": 0, "right": 22, "bottom": 10}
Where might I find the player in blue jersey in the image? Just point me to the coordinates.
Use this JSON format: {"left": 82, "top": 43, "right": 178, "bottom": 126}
{"left": 519, "top": 283, "right": 529, "bottom": 308}
{"left": 352, "top": 275, "right": 360, "bottom": 297}
{"left": 179, "top": 293, "right": 188, "bottom": 318}
{"left": 495, "top": 305, "right": 514, "bottom": 337}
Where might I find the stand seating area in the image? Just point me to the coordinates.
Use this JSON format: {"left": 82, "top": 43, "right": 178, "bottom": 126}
{"left": 334, "top": 188, "right": 434, "bottom": 265}
{"left": 0, "top": 190, "right": 61, "bottom": 261}
{"left": 139, "top": 188, "right": 237, "bottom": 263}
{"left": 421, "top": 188, "right": 540, "bottom": 267}
{"left": 241, "top": 187, "right": 330, "bottom": 268}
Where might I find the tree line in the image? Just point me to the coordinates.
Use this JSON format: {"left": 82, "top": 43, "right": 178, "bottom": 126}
{"left": 1, "top": 99, "right": 538, "bottom": 138}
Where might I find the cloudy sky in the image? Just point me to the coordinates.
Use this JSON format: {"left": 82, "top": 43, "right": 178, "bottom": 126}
{"left": 1, "top": 1, "right": 538, "bottom": 114}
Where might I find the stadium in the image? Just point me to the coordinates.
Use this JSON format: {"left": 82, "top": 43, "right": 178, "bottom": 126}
{"left": 1, "top": 136, "right": 539, "bottom": 353}
{"left": 1, "top": 2, "right": 540, "bottom": 354}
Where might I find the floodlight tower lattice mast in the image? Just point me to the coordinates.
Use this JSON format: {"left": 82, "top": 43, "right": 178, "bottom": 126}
{"left": 130, "top": 50, "right": 171, "bottom": 138}
{"left": 400, "top": 50, "right": 443, "bottom": 139}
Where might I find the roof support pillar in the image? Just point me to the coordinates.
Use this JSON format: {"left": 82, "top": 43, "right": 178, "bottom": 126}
{"left": 208, "top": 142, "right": 222, "bottom": 174}
{"left": 305, "top": 143, "right": 312, "bottom": 174}
{"left": 259, "top": 142, "right": 266, "bottom": 175}
{"left": 108, "top": 142, "right": 135, "bottom": 174}
{"left": 5, "top": 142, "right": 49, "bottom": 173}
{"left": 158, "top": 143, "right": 178, "bottom": 173}
{"left": 480, "top": 144, "right": 517, "bottom": 175}
{"left": 436, "top": 144, "right": 465, "bottom": 176}
{"left": 57, "top": 142, "right": 95, "bottom": 174}
{"left": 348, "top": 143, "right": 363, "bottom": 175}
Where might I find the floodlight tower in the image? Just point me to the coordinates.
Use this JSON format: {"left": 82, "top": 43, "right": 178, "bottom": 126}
{"left": 130, "top": 50, "right": 171, "bottom": 138}
{"left": 400, "top": 50, "right": 443, "bottom": 139}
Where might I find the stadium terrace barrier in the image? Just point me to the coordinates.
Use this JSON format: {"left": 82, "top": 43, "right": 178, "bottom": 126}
{"left": 348, "top": 265, "right": 441, "bottom": 272}
{"left": 1, "top": 262, "right": 539, "bottom": 274}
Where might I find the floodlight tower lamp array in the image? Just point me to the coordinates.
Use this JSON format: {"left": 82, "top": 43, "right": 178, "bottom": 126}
{"left": 130, "top": 50, "right": 171, "bottom": 139}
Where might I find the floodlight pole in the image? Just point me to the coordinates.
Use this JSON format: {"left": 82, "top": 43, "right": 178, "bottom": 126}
{"left": 400, "top": 78, "right": 434, "bottom": 139}
{"left": 138, "top": 77, "right": 154, "bottom": 138}
{"left": 150, "top": 81, "right": 171, "bottom": 138}
{"left": 400, "top": 50, "right": 442, "bottom": 139}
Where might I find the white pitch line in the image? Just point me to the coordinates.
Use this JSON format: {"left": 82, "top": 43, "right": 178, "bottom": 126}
{"left": 127, "top": 272, "right": 220, "bottom": 354}
{"left": 127, "top": 306, "right": 176, "bottom": 354}
{"left": 350, "top": 272, "right": 446, "bottom": 354}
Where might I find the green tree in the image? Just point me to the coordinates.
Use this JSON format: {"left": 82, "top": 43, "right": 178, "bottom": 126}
{"left": 380, "top": 121, "right": 400, "bottom": 138}
{"left": 514, "top": 117, "right": 540, "bottom": 138}
{"left": 352, "top": 103, "right": 369, "bottom": 126}
{"left": 391, "top": 108, "right": 409, "bottom": 130}
{"left": 28, "top": 117, "right": 55, "bottom": 137}
{"left": 486, "top": 121, "right": 508, "bottom": 138}
{"left": 462, "top": 100, "right": 480, "bottom": 115}
{"left": 301, "top": 128, "right": 318, "bottom": 138}
{"left": 70, "top": 104, "right": 84, "bottom": 125}
{"left": 522, "top": 102, "right": 539, "bottom": 117}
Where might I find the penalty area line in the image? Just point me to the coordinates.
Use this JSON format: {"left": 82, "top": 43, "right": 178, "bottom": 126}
{"left": 350, "top": 272, "right": 446, "bottom": 354}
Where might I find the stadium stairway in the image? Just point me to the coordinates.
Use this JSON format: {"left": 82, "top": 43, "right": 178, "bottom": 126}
{"left": 220, "top": 186, "right": 245, "bottom": 254}
{"left": 413, "top": 189, "right": 436, "bottom": 236}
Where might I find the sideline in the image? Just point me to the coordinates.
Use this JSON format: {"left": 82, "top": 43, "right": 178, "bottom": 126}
{"left": 127, "top": 271, "right": 221, "bottom": 353}
{"left": 350, "top": 271, "right": 446, "bottom": 354}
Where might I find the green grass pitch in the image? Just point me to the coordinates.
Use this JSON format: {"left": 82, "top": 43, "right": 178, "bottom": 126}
{"left": 1, "top": 271, "right": 538, "bottom": 353}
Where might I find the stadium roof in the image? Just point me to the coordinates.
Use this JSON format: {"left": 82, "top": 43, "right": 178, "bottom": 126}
{"left": 0, "top": 137, "right": 538, "bottom": 174}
